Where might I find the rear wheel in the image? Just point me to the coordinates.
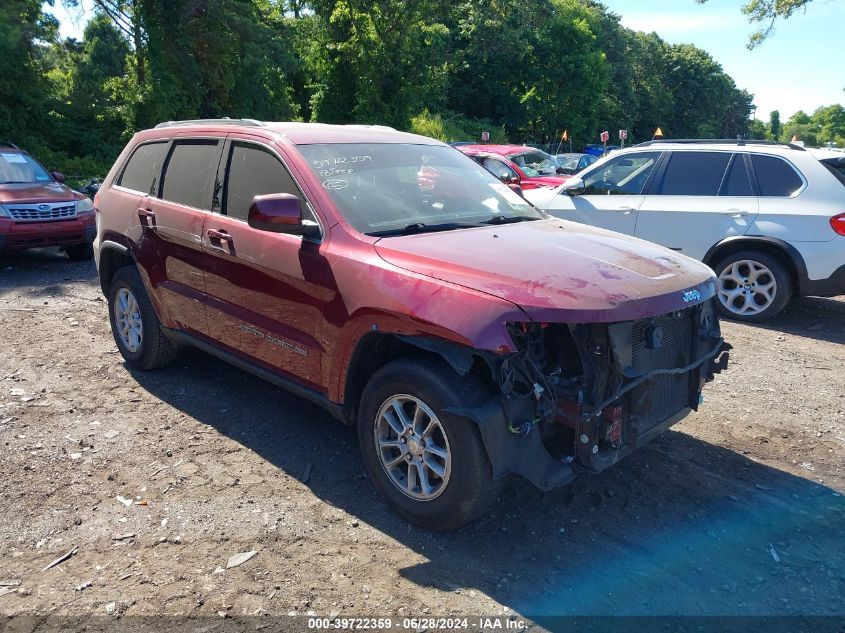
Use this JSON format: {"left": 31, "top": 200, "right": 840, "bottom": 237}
{"left": 66, "top": 244, "right": 94, "bottom": 261}
{"left": 358, "top": 357, "right": 502, "bottom": 531}
{"left": 713, "top": 250, "right": 792, "bottom": 322}
{"left": 107, "top": 266, "right": 176, "bottom": 370}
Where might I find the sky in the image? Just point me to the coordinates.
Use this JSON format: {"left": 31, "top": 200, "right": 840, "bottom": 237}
{"left": 600, "top": 0, "right": 844, "bottom": 120}
{"left": 45, "top": 0, "right": 844, "bottom": 121}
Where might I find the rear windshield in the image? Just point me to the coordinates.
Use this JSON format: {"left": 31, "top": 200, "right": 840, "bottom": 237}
{"left": 297, "top": 143, "right": 543, "bottom": 235}
{"left": 0, "top": 151, "right": 51, "bottom": 184}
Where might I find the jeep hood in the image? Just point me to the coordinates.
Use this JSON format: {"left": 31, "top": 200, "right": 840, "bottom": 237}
{"left": 373, "top": 219, "right": 717, "bottom": 323}
{"left": 0, "top": 182, "right": 84, "bottom": 204}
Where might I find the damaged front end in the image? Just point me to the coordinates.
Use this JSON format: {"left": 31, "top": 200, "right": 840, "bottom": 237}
{"left": 449, "top": 300, "right": 731, "bottom": 490}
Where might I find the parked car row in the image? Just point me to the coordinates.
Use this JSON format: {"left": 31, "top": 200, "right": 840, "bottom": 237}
{"left": 4, "top": 121, "right": 841, "bottom": 530}
{"left": 523, "top": 139, "right": 845, "bottom": 321}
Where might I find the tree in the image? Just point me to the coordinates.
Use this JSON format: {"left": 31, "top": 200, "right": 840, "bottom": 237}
{"left": 768, "top": 110, "right": 781, "bottom": 139}
{"left": 0, "top": 0, "right": 59, "bottom": 143}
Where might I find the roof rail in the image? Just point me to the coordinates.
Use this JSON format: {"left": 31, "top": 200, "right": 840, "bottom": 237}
{"left": 633, "top": 138, "right": 806, "bottom": 151}
{"left": 154, "top": 118, "right": 265, "bottom": 129}
{"left": 0, "top": 140, "right": 21, "bottom": 150}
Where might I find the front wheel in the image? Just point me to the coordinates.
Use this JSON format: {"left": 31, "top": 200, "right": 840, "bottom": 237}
{"left": 358, "top": 357, "right": 502, "bottom": 531}
{"left": 712, "top": 250, "right": 792, "bottom": 322}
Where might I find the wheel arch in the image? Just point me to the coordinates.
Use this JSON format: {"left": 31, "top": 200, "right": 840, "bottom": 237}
{"left": 702, "top": 236, "right": 809, "bottom": 296}
{"left": 98, "top": 240, "right": 135, "bottom": 295}
{"left": 340, "top": 332, "right": 498, "bottom": 425}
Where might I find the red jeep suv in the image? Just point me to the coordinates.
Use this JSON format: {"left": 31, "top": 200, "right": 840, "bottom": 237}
{"left": 94, "top": 120, "right": 729, "bottom": 530}
{"left": 0, "top": 142, "right": 96, "bottom": 260}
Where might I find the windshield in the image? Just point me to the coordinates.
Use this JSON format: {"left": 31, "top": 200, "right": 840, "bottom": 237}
{"left": 509, "top": 151, "right": 557, "bottom": 177}
{"left": 0, "top": 151, "right": 52, "bottom": 184}
{"left": 555, "top": 155, "right": 581, "bottom": 170}
{"left": 298, "top": 143, "right": 544, "bottom": 236}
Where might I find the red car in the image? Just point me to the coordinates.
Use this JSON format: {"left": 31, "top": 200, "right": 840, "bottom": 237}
{"left": 94, "top": 120, "right": 728, "bottom": 530}
{"left": 457, "top": 144, "right": 573, "bottom": 190}
{"left": 0, "top": 142, "right": 96, "bottom": 260}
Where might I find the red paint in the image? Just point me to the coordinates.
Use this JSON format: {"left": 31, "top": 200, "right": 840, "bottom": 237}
{"left": 0, "top": 148, "right": 93, "bottom": 255}
{"left": 456, "top": 144, "right": 574, "bottom": 190}
{"left": 96, "top": 122, "right": 718, "bottom": 406}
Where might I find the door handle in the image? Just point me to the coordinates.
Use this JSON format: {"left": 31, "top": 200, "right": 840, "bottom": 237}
{"left": 207, "top": 228, "right": 234, "bottom": 253}
{"left": 207, "top": 229, "right": 233, "bottom": 242}
{"left": 137, "top": 207, "right": 156, "bottom": 227}
{"left": 720, "top": 209, "right": 749, "bottom": 217}
{"left": 614, "top": 206, "right": 635, "bottom": 214}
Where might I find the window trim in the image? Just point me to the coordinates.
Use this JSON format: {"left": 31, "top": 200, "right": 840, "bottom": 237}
{"left": 157, "top": 137, "right": 225, "bottom": 212}
{"left": 113, "top": 139, "right": 170, "bottom": 196}
{"left": 746, "top": 152, "right": 808, "bottom": 198}
{"left": 218, "top": 137, "right": 324, "bottom": 241}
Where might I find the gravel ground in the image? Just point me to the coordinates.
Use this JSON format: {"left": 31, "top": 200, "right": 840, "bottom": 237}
{"left": 1, "top": 248, "right": 843, "bottom": 625}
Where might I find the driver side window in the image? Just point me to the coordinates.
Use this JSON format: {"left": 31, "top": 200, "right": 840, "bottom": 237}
{"left": 581, "top": 152, "right": 661, "bottom": 196}
{"left": 223, "top": 141, "right": 313, "bottom": 222}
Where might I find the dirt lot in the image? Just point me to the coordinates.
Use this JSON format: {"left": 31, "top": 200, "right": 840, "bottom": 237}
{"left": 1, "top": 249, "right": 844, "bottom": 624}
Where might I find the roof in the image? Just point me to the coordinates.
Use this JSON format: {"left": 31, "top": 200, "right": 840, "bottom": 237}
{"left": 146, "top": 119, "right": 443, "bottom": 146}
{"left": 457, "top": 144, "right": 542, "bottom": 157}
{"left": 633, "top": 139, "right": 806, "bottom": 153}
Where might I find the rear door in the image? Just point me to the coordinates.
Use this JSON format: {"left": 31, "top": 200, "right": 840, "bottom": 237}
{"left": 200, "top": 136, "right": 325, "bottom": 389}
{"left": 543, "top": 151, "right": 662, "bottom": 235}
{"left": 635, "top": 151, "right": 759, "bottom": 261}
{"left": 141, "top": 135, "right": 224, "bottom": 335}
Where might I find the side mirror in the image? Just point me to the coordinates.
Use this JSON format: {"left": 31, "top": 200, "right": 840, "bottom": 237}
{"left": 247, "top": 193, "right": 320, "bottom": 237}
{"left": 498, "top": 171, "right": 511, "bottom": 183}
{"left": 52, "top": 171, "right": 66, "bottom": 183}
{"left": 507, "top": 176, "right": 521, "bottom": 186}
{"left": 562, "top": 177, "right": 586, "bottom": 196}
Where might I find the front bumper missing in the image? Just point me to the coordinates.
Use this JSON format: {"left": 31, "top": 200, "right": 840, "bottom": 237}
{"left": 448, "top": 308, "right": 731, "bottom": 492}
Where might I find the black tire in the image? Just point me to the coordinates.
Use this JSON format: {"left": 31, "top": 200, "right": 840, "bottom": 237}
{"left": 66, "top": 244, "right": 94, "bottom": 261}
{"left": 712, "top": 250, "right": 793, "bottom": 322}
{"left": 107, "top": 266, "right": 177, "bottom": 370}
{"left": 357, "top": 356, "right": 503, "bottom": 531}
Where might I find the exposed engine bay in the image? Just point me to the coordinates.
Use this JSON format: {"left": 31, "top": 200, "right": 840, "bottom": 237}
{"left": 449, "top": 299, "right": 730, "bottom": 489}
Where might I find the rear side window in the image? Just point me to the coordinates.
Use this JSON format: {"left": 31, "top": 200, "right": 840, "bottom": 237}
{"left": 751, "top": 155, "right": 804, "bottom": 196}
{"left": 821, "top": 158, "right": 845, "bottom": 188}
{"left": 118, "top": 142, "right": 167, "bottom": 194}
{"left": 160, "top": 140, "right": 222, "bottom": 210}
{"left": 652, "top": 151, "right": 731, "bottom": 196}
{"left": 223, "top": 142, "right": 306, "bottom": 221}
{"left": 720, "top": 155, "right": 754, "bottom": 196}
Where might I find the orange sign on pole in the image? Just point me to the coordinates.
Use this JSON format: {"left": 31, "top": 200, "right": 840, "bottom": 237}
{"left": 653, "top": 126, "right": 664, "bottom": 139}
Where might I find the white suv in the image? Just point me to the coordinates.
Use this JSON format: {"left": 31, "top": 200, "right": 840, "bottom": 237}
{"left": 524, "top": 140, "right": 845, "bottom": 321}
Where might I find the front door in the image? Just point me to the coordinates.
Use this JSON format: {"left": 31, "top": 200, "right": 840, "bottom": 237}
{"left": 544, "top": 151, "right": 662, "bottom": 235}
{"left": 201, "top": 137, "right": 325, "bottom": 390}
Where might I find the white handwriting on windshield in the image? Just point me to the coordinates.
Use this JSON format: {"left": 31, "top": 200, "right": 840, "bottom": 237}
{"left": 311, "top": 155, "right": 372, "bottom": 170}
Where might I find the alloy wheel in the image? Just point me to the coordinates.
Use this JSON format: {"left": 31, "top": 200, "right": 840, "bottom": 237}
{"left": 373, "top": 395, "right": 452, "bottom": 501}
{"left": 717, "top": 259, "right": 778, "bottom": 316}
{"left": 114, "top": 287, "right": 143, "bottom": 353}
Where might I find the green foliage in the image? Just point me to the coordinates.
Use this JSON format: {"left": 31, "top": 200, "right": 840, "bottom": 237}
{"left": 409, "top": 109, "right": 506, "bottom": 143}
{"left": 768, "top": 110, "right": 781, "bottom": 139}
{"left": 781, "top": 105, "right": 845, "bottom": 147}
{"left": 1, "top": 0, "right": 782, "bottom": 175}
